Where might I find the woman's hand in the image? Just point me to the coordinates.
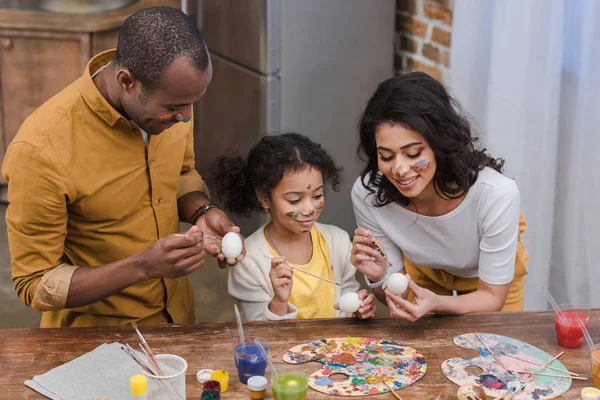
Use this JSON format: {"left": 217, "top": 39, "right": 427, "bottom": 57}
{"left": 385, "top": 275, "right": 439, "bottom": 321}
{"left": 350, "top": 228, "right": 388, "bottom": 283}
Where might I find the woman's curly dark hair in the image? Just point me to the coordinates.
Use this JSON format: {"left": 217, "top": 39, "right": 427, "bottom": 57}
{"left": 358, "top": 72, "right": 504, "bottom": 207}
{"left": 209, "top": 133, "right": 343, "bottom": 217}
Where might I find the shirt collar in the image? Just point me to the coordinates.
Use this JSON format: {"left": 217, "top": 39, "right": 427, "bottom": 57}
{"left": 80, "top": 49, "right": 128, "bottom": 128}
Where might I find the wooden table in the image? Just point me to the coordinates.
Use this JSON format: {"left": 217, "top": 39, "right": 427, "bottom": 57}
{"left": 1, "top": 310, "right": 597, "bottom": 399}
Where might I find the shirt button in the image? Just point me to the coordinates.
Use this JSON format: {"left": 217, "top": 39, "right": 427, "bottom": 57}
{"left": 149, "top": 159, "right": 154, "bottom": 167}
{"left": 131, "top": 128, "right": 137, "bottom": 134}
{"left": 156, "top": 198, "right": 163, "bottom": 205}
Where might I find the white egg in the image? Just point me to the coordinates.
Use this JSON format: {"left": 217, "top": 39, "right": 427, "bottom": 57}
{"left": 386, "top": 273, "right": 408, "bottom": 295}
{"left": 338, "top": 292, "right": 361, "bottom": 314}
{"left": 221, "top": 232, "right": 243, "bottom": 259}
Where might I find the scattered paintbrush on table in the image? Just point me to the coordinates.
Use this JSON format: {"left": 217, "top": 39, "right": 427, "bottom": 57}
{"left": 511, "top": 370, "right": 586, "bottom": 380}
{"left": 500, "top": 351, "right": 579, "bottom": 376}
{"left": 384, "top": 381, "right": 403, "bottom": 400}
{"left": 474, "top": 333, "right": 511, "bottom": 373}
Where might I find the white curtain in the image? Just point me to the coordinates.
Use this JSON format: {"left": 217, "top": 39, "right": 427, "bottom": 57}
{"left": 450, "top": 0, "right": 600, "bottom": 309}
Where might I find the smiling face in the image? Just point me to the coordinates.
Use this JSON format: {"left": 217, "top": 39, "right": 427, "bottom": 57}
{"left": 375, "top": 123, "right": 437, "bottom": 201}
{"left": 260, "top": 167, "right": 325, "bottom": 235}
{"left": 120, "top": 56, "right": 213, "bottom": 135}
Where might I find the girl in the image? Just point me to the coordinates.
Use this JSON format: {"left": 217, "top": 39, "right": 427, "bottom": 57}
{"left": 210, "top": 133, "right": 376, "bottom": 321}
{"left": 351, "top": 72, "right": 528, "bottom": 322}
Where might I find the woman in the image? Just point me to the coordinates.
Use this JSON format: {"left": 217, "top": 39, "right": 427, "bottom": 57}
{"left": 350, "top": 72, "right": 528, "bottom": 322}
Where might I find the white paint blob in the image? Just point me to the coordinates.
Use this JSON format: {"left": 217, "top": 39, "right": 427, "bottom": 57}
{"left": 338, "top": 292, "right": 361, "bottom": 314}
{"left": 386, "top": 273, "right": 408, "bottom": 295}
{"left": 221, "top": 232, "right": 243, "bottom": 259}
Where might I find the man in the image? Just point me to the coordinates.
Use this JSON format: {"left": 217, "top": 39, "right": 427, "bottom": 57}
{"left": 2, "top": 7, "right": 244, "bottom": 327}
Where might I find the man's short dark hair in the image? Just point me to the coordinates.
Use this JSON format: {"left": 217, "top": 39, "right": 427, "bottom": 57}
{"left": 115, "top": 6, "right": 209, "bottom": 91}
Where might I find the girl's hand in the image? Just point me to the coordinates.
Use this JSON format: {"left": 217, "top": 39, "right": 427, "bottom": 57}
{"left": 385, "top": 275, "right": 439, "bottom": 322}
{"left": 350, "top": 228, "right": 388, "bottom": 283}
{"left": 269, "top": 256, "right": 293, "bottom": 303}
{"left": 333, "top": 289, "right": 376, "bottom": 319}
{"left": 355, "top": 289, "right": 376, "bottom": 319}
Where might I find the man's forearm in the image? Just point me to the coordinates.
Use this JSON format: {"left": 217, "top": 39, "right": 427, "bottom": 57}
{"left": 65, "top": 252, "right": 148, "bottom": 308}
{"left": 177, "top": 191, "right": 211, "bottom": 224}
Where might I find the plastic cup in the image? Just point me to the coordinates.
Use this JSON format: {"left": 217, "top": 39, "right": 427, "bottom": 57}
{"left": 592, "top": 344, "right": 600, "bottom": 389}
{"left": 271, "top": 369, "right": 308, "bottom": 400}
{"left": 554, "top": 303, "right": 590, "bottom": 348}
{"left": 142, "top": 354, "right": 187, "bottom": 400}
{"left": 233, "top": 336, "right": 269, "bottom": 384}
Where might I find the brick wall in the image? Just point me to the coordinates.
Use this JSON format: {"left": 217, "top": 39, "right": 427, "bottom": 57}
{"left": 395, "top": 0, "right": 453, "bottom": 83}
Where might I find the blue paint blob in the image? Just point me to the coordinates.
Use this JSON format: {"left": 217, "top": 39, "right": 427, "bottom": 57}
{"left": 314, "top": 376, "right": 335, "bottom": 386}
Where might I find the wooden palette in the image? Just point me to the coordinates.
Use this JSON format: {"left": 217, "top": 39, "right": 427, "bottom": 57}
{"left": 441, "top": 333, "right": 571, "bottom": 399}
{"left": 283, "top": 337, "right": 427, "bottom": 396}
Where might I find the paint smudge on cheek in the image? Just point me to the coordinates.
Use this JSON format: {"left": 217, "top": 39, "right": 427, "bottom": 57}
{"left": 315, "top": 200, "right": 325, "bottom": 210}
{"left": 175, "top": 114, "right": 191, "bottom": 123}
{"left": 286, "top": 209, "right": 302, "bottom": 218}
{"left": 157, "top": 112, "right": 176, "bottom": 121}
{"left": 412, "top": 158, "right": 429, "bottom": 170}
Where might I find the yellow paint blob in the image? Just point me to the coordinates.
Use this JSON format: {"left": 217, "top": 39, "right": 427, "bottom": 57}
{"left": 583, "top": 387, "right": 600, "bottom": 396}
{"left": 210, "top": 369, "right": 229, "bottom": 392}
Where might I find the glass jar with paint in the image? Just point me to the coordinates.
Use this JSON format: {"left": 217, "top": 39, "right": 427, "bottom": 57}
{"left": 247, "top": 375, "right": 267, "bottom": 399}
{"left": 233, "top": 336, "right": 269, "bottom": 384}
{"left": 554, "top": 303, "right": 590, "bottom": 348}
{"left": 271, "top": 369, "right": 308, "bottom": 400}
{"left": 592, "top": 344, "right": 600, "bottom": 389}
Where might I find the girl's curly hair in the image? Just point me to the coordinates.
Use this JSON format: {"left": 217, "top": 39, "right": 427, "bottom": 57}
{"left": 209, "top": 133, "right": 342, "bottom": 217}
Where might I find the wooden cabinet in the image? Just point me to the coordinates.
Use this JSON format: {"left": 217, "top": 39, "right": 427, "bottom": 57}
{"left": 0, "top": 0, "right": 179, "bottom": 200}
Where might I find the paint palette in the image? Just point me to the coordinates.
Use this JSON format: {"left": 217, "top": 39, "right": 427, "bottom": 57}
{"left": 442, "top": 333, "right": 571, "bottom": 399}
{"left": 283, "top": 337, "right": 427, "bottom": 396}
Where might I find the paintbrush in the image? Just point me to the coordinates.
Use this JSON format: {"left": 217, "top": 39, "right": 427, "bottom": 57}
{"left": 366, "top": 233, "right": 392, "bottom": 268}
{"left": 384, "top": 381, "right": 403, "bottom": 400}
{"left": 511, "top": 370, "right": 586, "bottom": 380}
{"left": 131, "top": 322, "right": 164, "bottom": 376}
{"left": 174, "top": 233, "right": 219, "bottom": 239}
{"left": 474, "top": 333, "right": 511, "bottom": 373}
{"left": 122, "top": 345, "right": 182, "bottom": 400}
{"left": 263, "top": 255, "right": 341, "bottom": 286}
{"left": 499, "top": 351, "right": 579, "bottom": 376}
{"left": 533, "top": 351, "right": 564, "bottom": 375}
